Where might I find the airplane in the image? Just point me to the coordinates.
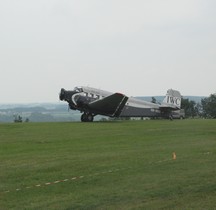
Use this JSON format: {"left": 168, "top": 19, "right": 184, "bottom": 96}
{"left": 59, "top": 86, "right": 182, "bottom": 122}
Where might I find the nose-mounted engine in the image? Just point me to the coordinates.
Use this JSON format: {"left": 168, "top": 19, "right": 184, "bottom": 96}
{"left": 59, "top": 87, "right": 95, "bottom": 122}
{"left": 59, "top": 88, "right": 77, "bottom": 110}
{"left": 59, "top": 88, "right": 66, "bottom": 101}
{"left": 59, "top": 88, "right": 86, "bottom": 110}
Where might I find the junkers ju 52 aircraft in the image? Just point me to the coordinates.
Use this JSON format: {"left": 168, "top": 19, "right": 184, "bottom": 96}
{"left": 59, "top": 86, "right": 182, "bottom": 122}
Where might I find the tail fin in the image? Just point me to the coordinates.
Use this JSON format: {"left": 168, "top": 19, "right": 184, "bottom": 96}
{"left": 162, "top": 89, "right": 181, "bottom": 109}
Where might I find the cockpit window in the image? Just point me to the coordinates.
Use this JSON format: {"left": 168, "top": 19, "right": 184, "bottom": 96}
{"left": 74, "top": 87, "right": 83, "bottom": 92}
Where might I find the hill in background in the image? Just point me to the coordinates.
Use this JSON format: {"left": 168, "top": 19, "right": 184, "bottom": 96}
{"left": 0, "top": 103, "right": 77, "bottom": 122}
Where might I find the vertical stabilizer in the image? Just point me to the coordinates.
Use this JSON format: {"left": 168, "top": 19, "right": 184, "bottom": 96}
{"left": 162, "top": 89, "right": 181, "bottom": 109}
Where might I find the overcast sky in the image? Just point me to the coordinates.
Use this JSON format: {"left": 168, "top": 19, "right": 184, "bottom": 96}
{"left": 0, "top": 0, "right": 215, "bottom": 103}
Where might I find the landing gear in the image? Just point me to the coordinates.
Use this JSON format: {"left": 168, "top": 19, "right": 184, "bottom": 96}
{"left": 81, "top": 113, "right": 94, "bottom": 122}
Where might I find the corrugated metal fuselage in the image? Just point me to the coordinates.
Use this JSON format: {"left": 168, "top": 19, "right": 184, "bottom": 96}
{"left": 81, "top": 87, "right": 163, "bottom": 118}
{"left": 119, "top": 97, "right": 163, "bottom": 118}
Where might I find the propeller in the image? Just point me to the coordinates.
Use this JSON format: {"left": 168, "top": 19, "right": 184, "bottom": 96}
{"left": 59, "top": 88, "right": 65, "bottom": 101}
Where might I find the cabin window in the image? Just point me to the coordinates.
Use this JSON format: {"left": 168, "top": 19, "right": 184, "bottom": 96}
{"left": 89, "top": 93, "right": 94, "bottom": 98}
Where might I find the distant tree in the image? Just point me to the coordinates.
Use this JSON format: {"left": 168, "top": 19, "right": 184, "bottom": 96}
{"left": 189, "top": 100, "right": 197, "bottom": 117}
{"left": 181, "top": 98, "right": 199, "bottom": 118}
{"left": 201, "top": 94, "right": 216, "bottom": 118}
{"left": 25, "top": 118, "right": 30, "bottom": 122}
{"left": 194, "top": 102, "right": 203, "bottom": 117}
{"left": 14, "top": 115, "right": 22, "bottom": 123}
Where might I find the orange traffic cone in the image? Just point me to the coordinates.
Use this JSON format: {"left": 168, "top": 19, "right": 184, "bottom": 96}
{"left": 172, "top": 152, "right": 176, "bottom": 160}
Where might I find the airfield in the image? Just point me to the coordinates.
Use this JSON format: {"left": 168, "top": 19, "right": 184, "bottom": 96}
{"left": 0, "top": 119, "right": 216, "bottom": 209}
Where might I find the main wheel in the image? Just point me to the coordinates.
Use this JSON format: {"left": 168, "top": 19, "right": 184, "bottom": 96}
{"left": 81, "top": 113, "right": 94, "bottom": 122}
{"left": 86, "top": 114, "right": 94, "bottom": 122}
{"left": 81, "top": 114, "right": 87, "bottom": 122}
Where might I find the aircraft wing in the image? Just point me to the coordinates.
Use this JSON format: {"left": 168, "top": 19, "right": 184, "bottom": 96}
{"left": 88, "top": 93, "right": 128, "bottom": 117}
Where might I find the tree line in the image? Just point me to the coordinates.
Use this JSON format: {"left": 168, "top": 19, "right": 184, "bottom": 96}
{"left": 181, "top": 93, "right": 216, "bottom": 118}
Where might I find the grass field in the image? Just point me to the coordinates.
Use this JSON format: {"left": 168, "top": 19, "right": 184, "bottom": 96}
{"left": 0, "top": 120, "right": 216, "bottom": 210}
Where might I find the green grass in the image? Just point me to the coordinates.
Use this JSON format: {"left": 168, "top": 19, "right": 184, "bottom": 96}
{"left": 0, "top": 120, "right": 216, "bottom": 210}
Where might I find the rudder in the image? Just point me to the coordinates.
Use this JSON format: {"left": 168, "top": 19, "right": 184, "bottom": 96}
{"left": 163, "top": 89, "right": 181, "bottom": 109}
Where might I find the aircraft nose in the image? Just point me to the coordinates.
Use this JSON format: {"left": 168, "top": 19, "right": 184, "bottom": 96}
{"left": 59, "top": 88, "right": 66, "bottom": 100}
